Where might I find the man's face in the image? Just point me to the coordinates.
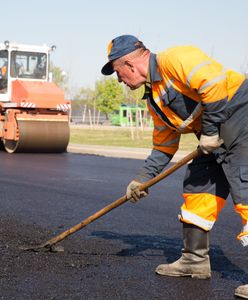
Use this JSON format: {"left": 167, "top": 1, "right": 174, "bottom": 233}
{"left": 112, "top": 59, "right": 144, "bottom": 90}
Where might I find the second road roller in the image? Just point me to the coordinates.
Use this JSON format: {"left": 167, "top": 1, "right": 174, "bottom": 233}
{"left": 0, "top": 40, "right": 71, "bottom": 153}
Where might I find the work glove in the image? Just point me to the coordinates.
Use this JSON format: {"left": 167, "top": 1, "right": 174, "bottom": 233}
{"left": 126, "top": 180, "right": 148, "bottom": 203}
{"left": 199, "top": 134, "right": 224, "bottom": 154}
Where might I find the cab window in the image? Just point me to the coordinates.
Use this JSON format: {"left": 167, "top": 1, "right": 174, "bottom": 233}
{"left": 10, "top": 51, "right": 47, "bottom": 79}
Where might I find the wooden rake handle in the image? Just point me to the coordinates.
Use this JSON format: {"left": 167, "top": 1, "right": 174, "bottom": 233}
{"left": 43, "top": 148, "right": 202, "bottom": 248}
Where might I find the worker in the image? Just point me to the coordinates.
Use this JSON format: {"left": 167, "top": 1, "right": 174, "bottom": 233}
{"left": 0, "top": 60, "right": 8, "bottom": 92}
{"left": 101, "top": 34, "right": 248, "bottom": 299}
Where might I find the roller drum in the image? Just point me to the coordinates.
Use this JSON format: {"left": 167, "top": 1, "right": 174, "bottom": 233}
{"left": 4, "top": 120, "right": 70, "bottom": 153}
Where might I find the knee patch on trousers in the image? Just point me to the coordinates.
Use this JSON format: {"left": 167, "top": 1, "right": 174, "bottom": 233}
{"left": 180, "top": 193, "right": 226, "bottom": 231}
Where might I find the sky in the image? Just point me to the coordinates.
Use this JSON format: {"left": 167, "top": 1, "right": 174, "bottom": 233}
{"left": 2, "top": 0, "right": 248, "bottom": 96}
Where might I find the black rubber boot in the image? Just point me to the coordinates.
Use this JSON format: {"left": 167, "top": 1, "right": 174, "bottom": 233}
{"left": 155, "top": 223, "right": 211, "bottom": 279}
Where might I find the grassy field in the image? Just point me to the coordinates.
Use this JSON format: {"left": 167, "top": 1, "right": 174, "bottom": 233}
{"left": 70, "top": 125, "right": 199, "bottom": 151}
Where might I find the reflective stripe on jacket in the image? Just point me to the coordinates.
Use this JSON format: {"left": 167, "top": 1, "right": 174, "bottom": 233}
{"left": 147, "top": 46, "right": 245, "bottom": 155}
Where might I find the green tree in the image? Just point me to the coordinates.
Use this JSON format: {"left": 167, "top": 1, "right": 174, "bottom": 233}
{"left": 95, "top": 77, "right": 125, "bottom": 118}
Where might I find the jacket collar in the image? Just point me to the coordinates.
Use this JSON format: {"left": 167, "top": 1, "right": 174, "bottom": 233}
{"left": 142, "top": 53, "right": 162, "bottom": 99}
{"left": 149, "top": 53, "right": 162, "bottom": 82}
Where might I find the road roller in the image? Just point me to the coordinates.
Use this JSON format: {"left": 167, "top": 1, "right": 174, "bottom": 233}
{"left": 0, "top": 40, "right": 71, "bottom": 153}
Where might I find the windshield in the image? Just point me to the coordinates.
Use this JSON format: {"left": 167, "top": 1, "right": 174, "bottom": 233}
{"left": 10, "top": 51, "right": 47, "bottom": 79}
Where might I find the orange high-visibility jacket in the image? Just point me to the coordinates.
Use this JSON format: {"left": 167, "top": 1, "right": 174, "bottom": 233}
{"left": 146, "top": 46, "right": 245, "bottom": 156}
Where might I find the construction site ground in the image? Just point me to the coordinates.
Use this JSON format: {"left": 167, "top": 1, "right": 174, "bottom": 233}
{"left": 0, "top": 150, "right": 247, "bottom": 299}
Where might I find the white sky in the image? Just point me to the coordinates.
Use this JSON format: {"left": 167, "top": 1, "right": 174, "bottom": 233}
{"left": 3, "top": 0, "right": 248, "bottom": 94}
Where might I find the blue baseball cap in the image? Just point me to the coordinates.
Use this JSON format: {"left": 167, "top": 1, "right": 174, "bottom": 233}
{"left": 101, "top": 35, "right": 145, "bottom": 75}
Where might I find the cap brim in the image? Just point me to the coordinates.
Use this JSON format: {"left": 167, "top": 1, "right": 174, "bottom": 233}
{"left": 101, "top": 61, "right": 114, "bottom": 75}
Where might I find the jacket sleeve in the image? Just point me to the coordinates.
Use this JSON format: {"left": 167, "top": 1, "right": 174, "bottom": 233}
{"left": 134, "top": 149, "right": 173, "bottom": 182}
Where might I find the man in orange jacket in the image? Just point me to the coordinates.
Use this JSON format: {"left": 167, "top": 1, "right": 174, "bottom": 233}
{"left": 101, "top": 34, "right": 248, "bottom": 299}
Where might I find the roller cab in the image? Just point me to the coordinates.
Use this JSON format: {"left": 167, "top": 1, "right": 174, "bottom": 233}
{"left": 0, "top": 41, "right": 71, "bottom": 153}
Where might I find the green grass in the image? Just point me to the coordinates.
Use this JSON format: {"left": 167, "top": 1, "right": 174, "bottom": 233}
{"left": 70, "top": 126, "right": 198, "bottom": 151}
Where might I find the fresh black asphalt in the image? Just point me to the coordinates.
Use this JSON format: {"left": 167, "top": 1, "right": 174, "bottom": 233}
{"left": 0, "top": 151, "right": 246, "bottom": 299}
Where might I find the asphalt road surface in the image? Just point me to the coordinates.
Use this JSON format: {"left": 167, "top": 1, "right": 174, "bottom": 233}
{"left": 0, "top": 151, "right": 247, "bottom": 300}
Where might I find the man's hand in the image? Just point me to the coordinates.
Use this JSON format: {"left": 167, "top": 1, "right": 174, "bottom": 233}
{"left": 199, "top": 134, "right": 224, "bottom": 154}
{"left": 126, "top": 180, "right": 148, "bottom": 203}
